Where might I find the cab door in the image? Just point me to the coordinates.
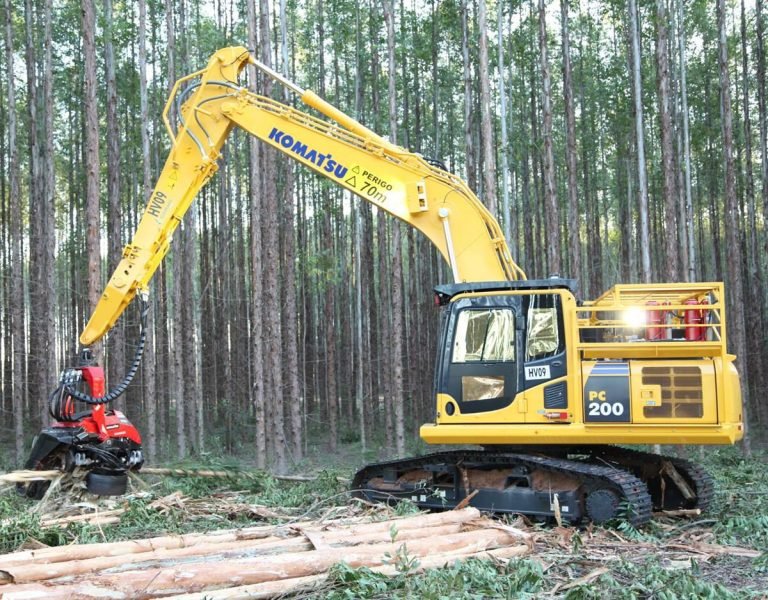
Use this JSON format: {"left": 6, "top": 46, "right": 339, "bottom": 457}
{"left": 437, "top": 295, "right": 523, "bottom": 418}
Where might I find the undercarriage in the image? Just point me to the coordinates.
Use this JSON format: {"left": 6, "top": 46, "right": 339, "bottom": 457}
{"left": 353, "top": 446, "right": 712, "bottom": 526}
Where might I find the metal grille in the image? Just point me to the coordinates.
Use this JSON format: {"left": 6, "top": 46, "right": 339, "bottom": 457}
{"left": 544, "top": 381, "right": 568, "bottom": 409}
{"left": 641, "top": 366, "right": 703, "bottom": 418}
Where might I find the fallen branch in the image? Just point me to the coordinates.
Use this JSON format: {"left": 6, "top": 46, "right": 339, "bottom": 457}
{"left": 139, "top": 467, "right": 348, "bottom": 484}
{"left": 653, "top": 508, "right": 702, "bottom": 518}
{"left": 560, "top": 567, "right": 610, "bottom": 591}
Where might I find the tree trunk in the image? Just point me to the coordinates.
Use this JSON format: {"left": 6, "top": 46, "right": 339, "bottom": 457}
{"left": 104, "top": 0, "right": 125, "bottom": 398}
{"left": 83, "top": 0, "right": 101, "bottom": 357}
{"left": 354, "top": 1, "right": 367, "bottom": 454}
{"left": 245, "top": 0, "right": 266, "bottom": 468}
{"left": 717, "top": 0, "right": 751, "bottom": 454}
{"left": 461, "top": 0, "right": 475, "bottom": 191}
{"left": 740, "top": 0, "right": 767, "bottom": 426}
{"left": 262, "top": 0, "right": 287, "bottom": 471}
{"left": 655, "top": 0, "right": 678, "bottom": 282}
{"left": 5, "top": 0, "right": 25, "bottom": 462}
{"left": 628, "top": 0, "right": 651, "bottom": 282}
{"left": 24, "top": 0, "right": 41, "bottom": 426}
{"left": 478, "top": 0, "right": 497, "bottom": 216}
{"left": 497, "top": 3, "right": 514, "bottom": 249}
{"left": 538, "top": 0, "right": 560, "bottom": 275}
{"left": 41, "top": 0, "right": 56, "bottom": 407}
{"left": 676, "top": 0, "right": 696, "bottom": 281}
{"left": 277, "top": 0, "right": 302, "bottom": 463}
{"left": 381, "top": 0, "right": 405, "bottom": 456}
{"left": 757, "top": 0, "right": 768, "bottom": 274}
{"left": 163, "top": 0, "right": 186, "bottom": 458}
{"left": 560, "top": 0, "right": 580, "bottom": 281}
{"left": 138, "top": 0, "right": 157, "bottom": 460}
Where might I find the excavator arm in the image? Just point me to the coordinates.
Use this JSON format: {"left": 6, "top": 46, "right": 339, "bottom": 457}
{"left": 81, "top": 46, "right": 524, "bottom": 347}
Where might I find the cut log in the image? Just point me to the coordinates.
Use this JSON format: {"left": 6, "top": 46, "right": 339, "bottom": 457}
{"left": 307, "top": 507, "right": 481, "bottom": 540}
{"left": 161, "top": 575, "right": 327, "bottom": 600}
{"left": 1, "top": 521, "right": 471, "bottom": 584}
{"left": 160, "top": 545, "right": 531, "bottom": 600}
{"left": 0, "top": 527, "right": 519, "bottom": 599}
{"left": 1, "top": 508, "right": 481, "bottom": 568}
{"left": 0, "top": 522, "right": 300, "bottom": 567}
{"left": 1, "top": 535, "right": 307, "bottom": 584}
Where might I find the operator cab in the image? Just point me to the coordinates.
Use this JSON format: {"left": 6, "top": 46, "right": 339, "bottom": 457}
{"left": 433, "top": 279, "right": 576, "bottom": 423}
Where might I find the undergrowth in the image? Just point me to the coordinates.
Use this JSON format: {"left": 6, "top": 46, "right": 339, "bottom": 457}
{"left": 1, "top": 445, "right": 766, "bottom": 597}
{"left": 323, "top": 555, "right": 747, "bottom": 600}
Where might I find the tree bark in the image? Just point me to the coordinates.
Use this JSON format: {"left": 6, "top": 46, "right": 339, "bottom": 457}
{"left": 163, "top": 0, "right": 186, "bottom": 458}
{"left": 539, "top": 0, "right": 560, "bottom": 276}
{"left": 757, "top": 0, "right": 768, "bottom": 271}
{"left": 560, "top": 0, "right": 580, "bottom": 281}
{"left": 354, "top": 1, "right": 367, "bottom": 454}
{"left": 138, "top": 0, "right": 157, "bottom": 460}
{"left": 740, "top": 0, "right": 767, "bottom": 426}
{"left": 717, "top": 0, "right": 751, "bottom": 454}
{"left": 382, "top": 0, "right": 405, "bottom": 456}
{"left": 277, "top": 0, "right": 302, "bottom": 463}
{"left": 262, "top": 0, "right": 287, "bottom": 471}
{"left": 655, "top": 0, "right": 678, "bottom": 282}
{"left": 676, "top": 0, "right": 696, "bottom": 281}
{"left": 478, "top": 0, "right": 497, "bottom": 217}
{"left": 628, "top": 0, "right": 651, "bottom": 282}
{"left": 497, "top": 3, "right": 513, "bottom": 248}
{"left": 246, "top": 0, "right": 266, "bottom": 469}
{"left": 461, "top": 0, "right": 475, "bottom": 191}
{"left": 104, "top": 0, "right": 125, "bottom": 396}
{"left": 2, "top": 527, "right": 517, "bottom": 598}
{"left": 5, "top": 0, "right": 25, "bottom": 462}
{"left": 83, "top": 0, "right": 101, "bottom": 358}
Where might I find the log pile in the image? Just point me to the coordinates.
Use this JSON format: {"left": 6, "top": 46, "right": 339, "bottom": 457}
{"left": 0, "top": 507, "right": 532, "bottom": 599}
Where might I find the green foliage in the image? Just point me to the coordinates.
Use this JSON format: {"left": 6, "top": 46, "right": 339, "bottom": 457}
{"left": 323, "top": 556, "right": 545, "bottom": 599}
{"left": 391, "top": 498, "right": 421, "bottom": 517}
{"left": 0, "top": 495, "right": 68, "bottom": 554}
{"left": 384, "top": 542, "right": 420, "bottom": 574}
{"left": 702, "top": 447, "right": 768, "bottom": 548}
{"left": 754, "top": 552, "right": 768, "bottom": 573}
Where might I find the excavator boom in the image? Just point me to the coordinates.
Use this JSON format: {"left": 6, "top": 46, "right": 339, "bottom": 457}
{"left": 80, "top": 46, "right": 523, "bottom": 347}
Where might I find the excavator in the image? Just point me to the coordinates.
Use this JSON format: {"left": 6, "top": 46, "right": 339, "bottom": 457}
{"left": 20, "top": 47, "right": 743, "bottom": 525}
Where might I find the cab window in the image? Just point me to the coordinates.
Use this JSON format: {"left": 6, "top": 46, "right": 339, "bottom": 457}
{"left": 452, "top": 309, "right": 515, "bottom": 363}
{"left": 525, "top": 295, "right": 564, "bottom": 360}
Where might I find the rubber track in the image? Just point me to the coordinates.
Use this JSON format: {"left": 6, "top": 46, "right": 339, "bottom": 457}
{"left": 590, "top": 446, "right": 714, "bottom": 511}
{"left": 353, "top": 450, "right": 653, "bottom": 526}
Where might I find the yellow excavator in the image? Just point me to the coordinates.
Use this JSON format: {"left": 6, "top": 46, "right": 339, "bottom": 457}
{"left": 21, "top": 48, "right": 743, "bottom": 524}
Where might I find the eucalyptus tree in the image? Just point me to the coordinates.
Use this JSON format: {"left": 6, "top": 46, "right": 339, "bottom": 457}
{"left": 717, "top": 0, "right": 751, "bottom": 452}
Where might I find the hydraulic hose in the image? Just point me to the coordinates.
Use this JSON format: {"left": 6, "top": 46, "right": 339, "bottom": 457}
{"left": 61, "top": 296, "right": 150, "bottom": 406}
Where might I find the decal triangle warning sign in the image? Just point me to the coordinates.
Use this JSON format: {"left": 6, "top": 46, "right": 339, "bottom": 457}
{"left": 351, "top": 165, "right": 360, "bottom": 174}
{"left": 345, "top": 175, "right": 357, "bottom": 187}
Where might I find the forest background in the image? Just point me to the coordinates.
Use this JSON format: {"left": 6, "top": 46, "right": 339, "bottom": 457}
{"left": 0, "top": 0, "right": 766, "bottom": 472}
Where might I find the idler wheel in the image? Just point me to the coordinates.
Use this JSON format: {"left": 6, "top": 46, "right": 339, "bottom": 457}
{"left": 585, "top": 488, "right": 621, "bottom": 523}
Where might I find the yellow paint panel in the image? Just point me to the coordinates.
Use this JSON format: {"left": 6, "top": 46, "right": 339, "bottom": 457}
{"left": 420, "top": 422, "right": 743, "bottom": 446}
